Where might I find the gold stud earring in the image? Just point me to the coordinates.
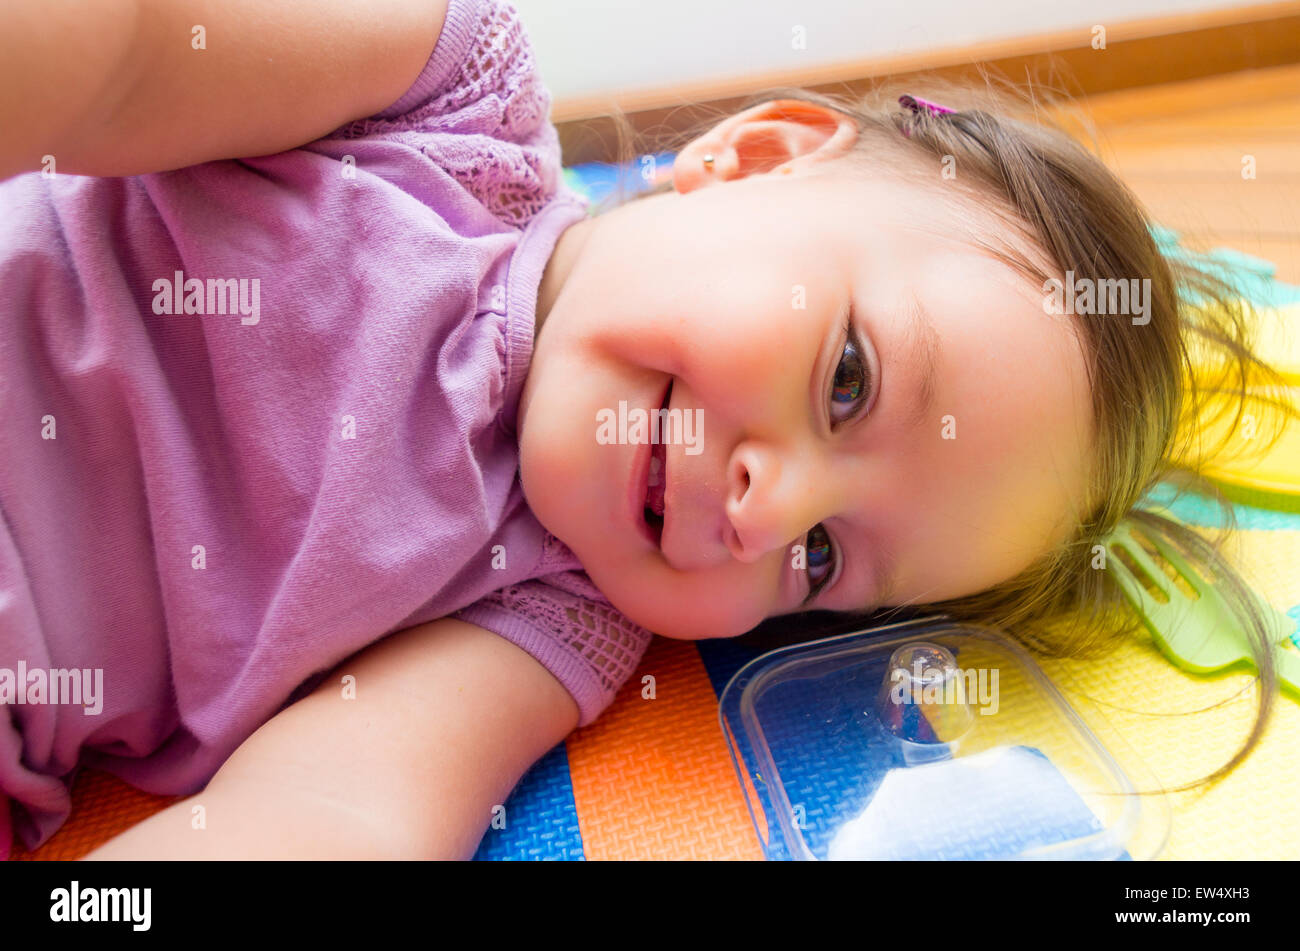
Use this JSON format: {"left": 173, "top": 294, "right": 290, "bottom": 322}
{"left": 702, "top": 153, "right": 715, "bottom": 172}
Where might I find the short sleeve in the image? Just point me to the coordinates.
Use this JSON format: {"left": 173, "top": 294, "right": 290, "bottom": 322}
{"left": 454, "top": 572, "right": 655, "bottom": 728}
{"left": 374, "top": 0, "right": 488, "bottom": 121}
{"left": 331, "top": 0, "right": 567, "bottom": 228}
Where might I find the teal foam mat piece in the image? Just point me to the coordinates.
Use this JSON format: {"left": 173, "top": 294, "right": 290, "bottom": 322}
{"left": 1140, "top": 482, "right": 1300, "bottom": 531}
{"left": 1150, "top": 224, "right": 1300, "bottom": 308}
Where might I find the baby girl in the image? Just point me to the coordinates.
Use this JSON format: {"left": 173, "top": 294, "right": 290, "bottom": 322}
{"left": 0, "top": 0, "right": 1282, "bottom": 858}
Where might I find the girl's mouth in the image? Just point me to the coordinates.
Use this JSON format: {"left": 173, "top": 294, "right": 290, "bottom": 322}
{"left": 642, "top": 381, "right": 672, "bottom": 546}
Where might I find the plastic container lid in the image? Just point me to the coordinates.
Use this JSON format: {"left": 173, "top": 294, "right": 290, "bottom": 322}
{"left": 719, "top": 617, "right": 1170, "bottom": 860}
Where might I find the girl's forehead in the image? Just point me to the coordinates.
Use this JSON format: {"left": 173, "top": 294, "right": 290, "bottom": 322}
{"left": 773, "top": 167, "right": 1048, "bottom": 269}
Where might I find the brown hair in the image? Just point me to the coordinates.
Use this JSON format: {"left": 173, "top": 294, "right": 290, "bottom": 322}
{"left": 593, "top": 77, "right": 1299, "bottom": 791}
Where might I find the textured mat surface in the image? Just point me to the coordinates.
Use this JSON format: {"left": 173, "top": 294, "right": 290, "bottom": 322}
{"left": 8, "top": 506, "right": 1300, "bottom": 859}
{"left": 8, "top": 770, "right": 179, "bottom": 861}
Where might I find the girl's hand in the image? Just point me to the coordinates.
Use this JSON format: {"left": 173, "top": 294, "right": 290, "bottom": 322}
{"left": 1, "top": 0, "right": 449, "bottom": 181}
{"left": 82, "top": 617, "right": 580, "bottom": 860}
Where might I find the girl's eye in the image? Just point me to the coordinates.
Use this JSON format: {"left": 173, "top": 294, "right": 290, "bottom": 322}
{"left": 804, "top": 523, "right": 835, "bottom": 601}
{"left": 830, "top": 332, "right": 871, "bottom": 424}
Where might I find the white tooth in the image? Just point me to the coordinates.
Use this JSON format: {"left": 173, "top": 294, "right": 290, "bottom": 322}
{"left": 648, "top": 455, "right": 662, "bottom": 487}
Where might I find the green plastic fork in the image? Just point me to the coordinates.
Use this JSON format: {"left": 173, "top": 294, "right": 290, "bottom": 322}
{"left": 1103, "top": 518, "right": 1300, "bottom": 697}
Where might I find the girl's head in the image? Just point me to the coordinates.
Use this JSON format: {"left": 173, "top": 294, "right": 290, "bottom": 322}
{"left": 520, "top": 84, "right": 1160, "bottom": 639}
{"left": 518, "top": 81, "right": 1293, "bottom": 784}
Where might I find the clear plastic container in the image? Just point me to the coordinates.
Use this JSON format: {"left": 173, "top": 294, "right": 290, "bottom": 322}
{"left": 719, "top": 616, "right": 1170, "bottom": 860}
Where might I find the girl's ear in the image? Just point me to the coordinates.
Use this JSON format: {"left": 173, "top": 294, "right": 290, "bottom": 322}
{"left": 672, "top": 99, "right": 858, "bottom": 193}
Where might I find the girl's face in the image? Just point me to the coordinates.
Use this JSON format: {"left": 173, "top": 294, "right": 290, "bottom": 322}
{"left": 518, "top": 102, "right": 1095, "bottom": 640}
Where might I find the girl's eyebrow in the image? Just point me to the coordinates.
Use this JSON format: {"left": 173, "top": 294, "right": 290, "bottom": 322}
{"left": 901, "top": 291, "right": 942, "bottom": 431}
{"left": 862, "top": 538, "right": 902, "bottom": 615}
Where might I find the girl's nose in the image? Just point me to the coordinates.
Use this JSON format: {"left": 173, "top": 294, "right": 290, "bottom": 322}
{"left": 724, "top": 441, "right": 827, "bottom": 563}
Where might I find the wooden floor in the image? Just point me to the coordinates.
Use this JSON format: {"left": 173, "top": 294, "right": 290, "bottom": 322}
{"left": 1062, "top": 63, "right": 1300, "bottom": 282}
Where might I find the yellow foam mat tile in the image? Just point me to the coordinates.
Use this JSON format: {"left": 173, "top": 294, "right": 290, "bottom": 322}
{"left": 1035, "top": 524, "right": 1300, "bottom": 860}
{"left": 1041, "top": 640, "right": 1299, "bottom": 860}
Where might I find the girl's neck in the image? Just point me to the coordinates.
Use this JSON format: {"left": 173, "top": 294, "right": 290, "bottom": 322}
{"left": 535, "top": 213, "right": 598, "bottom": 338}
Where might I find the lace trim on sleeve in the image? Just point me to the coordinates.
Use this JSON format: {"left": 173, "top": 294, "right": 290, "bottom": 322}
{"left": 455, "top": 570, "right": 654, "bottom": 727}
{"left": 532, "top": 530, "right": 584, "bottom": 576}
{"left": 336, "top": 0, "right": 561, "bottom": 229}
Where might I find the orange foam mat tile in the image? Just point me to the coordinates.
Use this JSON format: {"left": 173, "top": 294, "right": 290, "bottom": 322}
{"left": 13, "top": 638, "right": 765, "bottom": 861}
{"left": 10, "top": 769, "right": 179, "bottom": 861}
{"left": 564, "top": 637, "right": 763, "bottom": 860}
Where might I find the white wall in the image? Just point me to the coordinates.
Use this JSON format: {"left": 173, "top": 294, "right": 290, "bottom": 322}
{"left": 510, "top": 0, "right": 1266, "bottom": 102}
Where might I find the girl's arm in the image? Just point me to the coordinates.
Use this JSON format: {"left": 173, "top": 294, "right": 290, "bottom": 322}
{"left": 0, "top": 0, "right": 449, "bottom": 182}
{"left": 82, "top": 617, "right": 580, "bottom": 860}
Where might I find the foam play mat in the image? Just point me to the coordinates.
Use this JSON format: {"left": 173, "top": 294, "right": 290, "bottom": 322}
{"left": 10, "top": 447, "right": 1300, "bottom": 860}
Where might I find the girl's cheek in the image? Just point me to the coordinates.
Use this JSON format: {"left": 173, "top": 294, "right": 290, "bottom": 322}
{"left": 665, "top": 567, "right": 775, "bottom": 639}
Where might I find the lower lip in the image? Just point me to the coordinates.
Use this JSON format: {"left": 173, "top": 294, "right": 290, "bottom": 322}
{"left": 629, "top": 437, "right": 658, "bottom": 548}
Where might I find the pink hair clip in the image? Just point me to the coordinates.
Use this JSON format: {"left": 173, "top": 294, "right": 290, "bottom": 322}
{"left": 899, "top": 94, "right": 955, "bottom": 117}
{"left": 898, "top": 94, "right": 955, "bottom": 137}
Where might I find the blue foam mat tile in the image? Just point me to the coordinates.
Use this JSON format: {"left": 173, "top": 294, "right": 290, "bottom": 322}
{"left": 472, "top": 740, "right": 584, "bottom": 860}
{"left": 696, "top": 638, "right": 771, "bottom": 701}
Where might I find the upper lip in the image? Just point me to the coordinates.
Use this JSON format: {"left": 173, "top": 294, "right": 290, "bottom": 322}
{"left": 655, "top": 377, "right": 672, "bottom": 502}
